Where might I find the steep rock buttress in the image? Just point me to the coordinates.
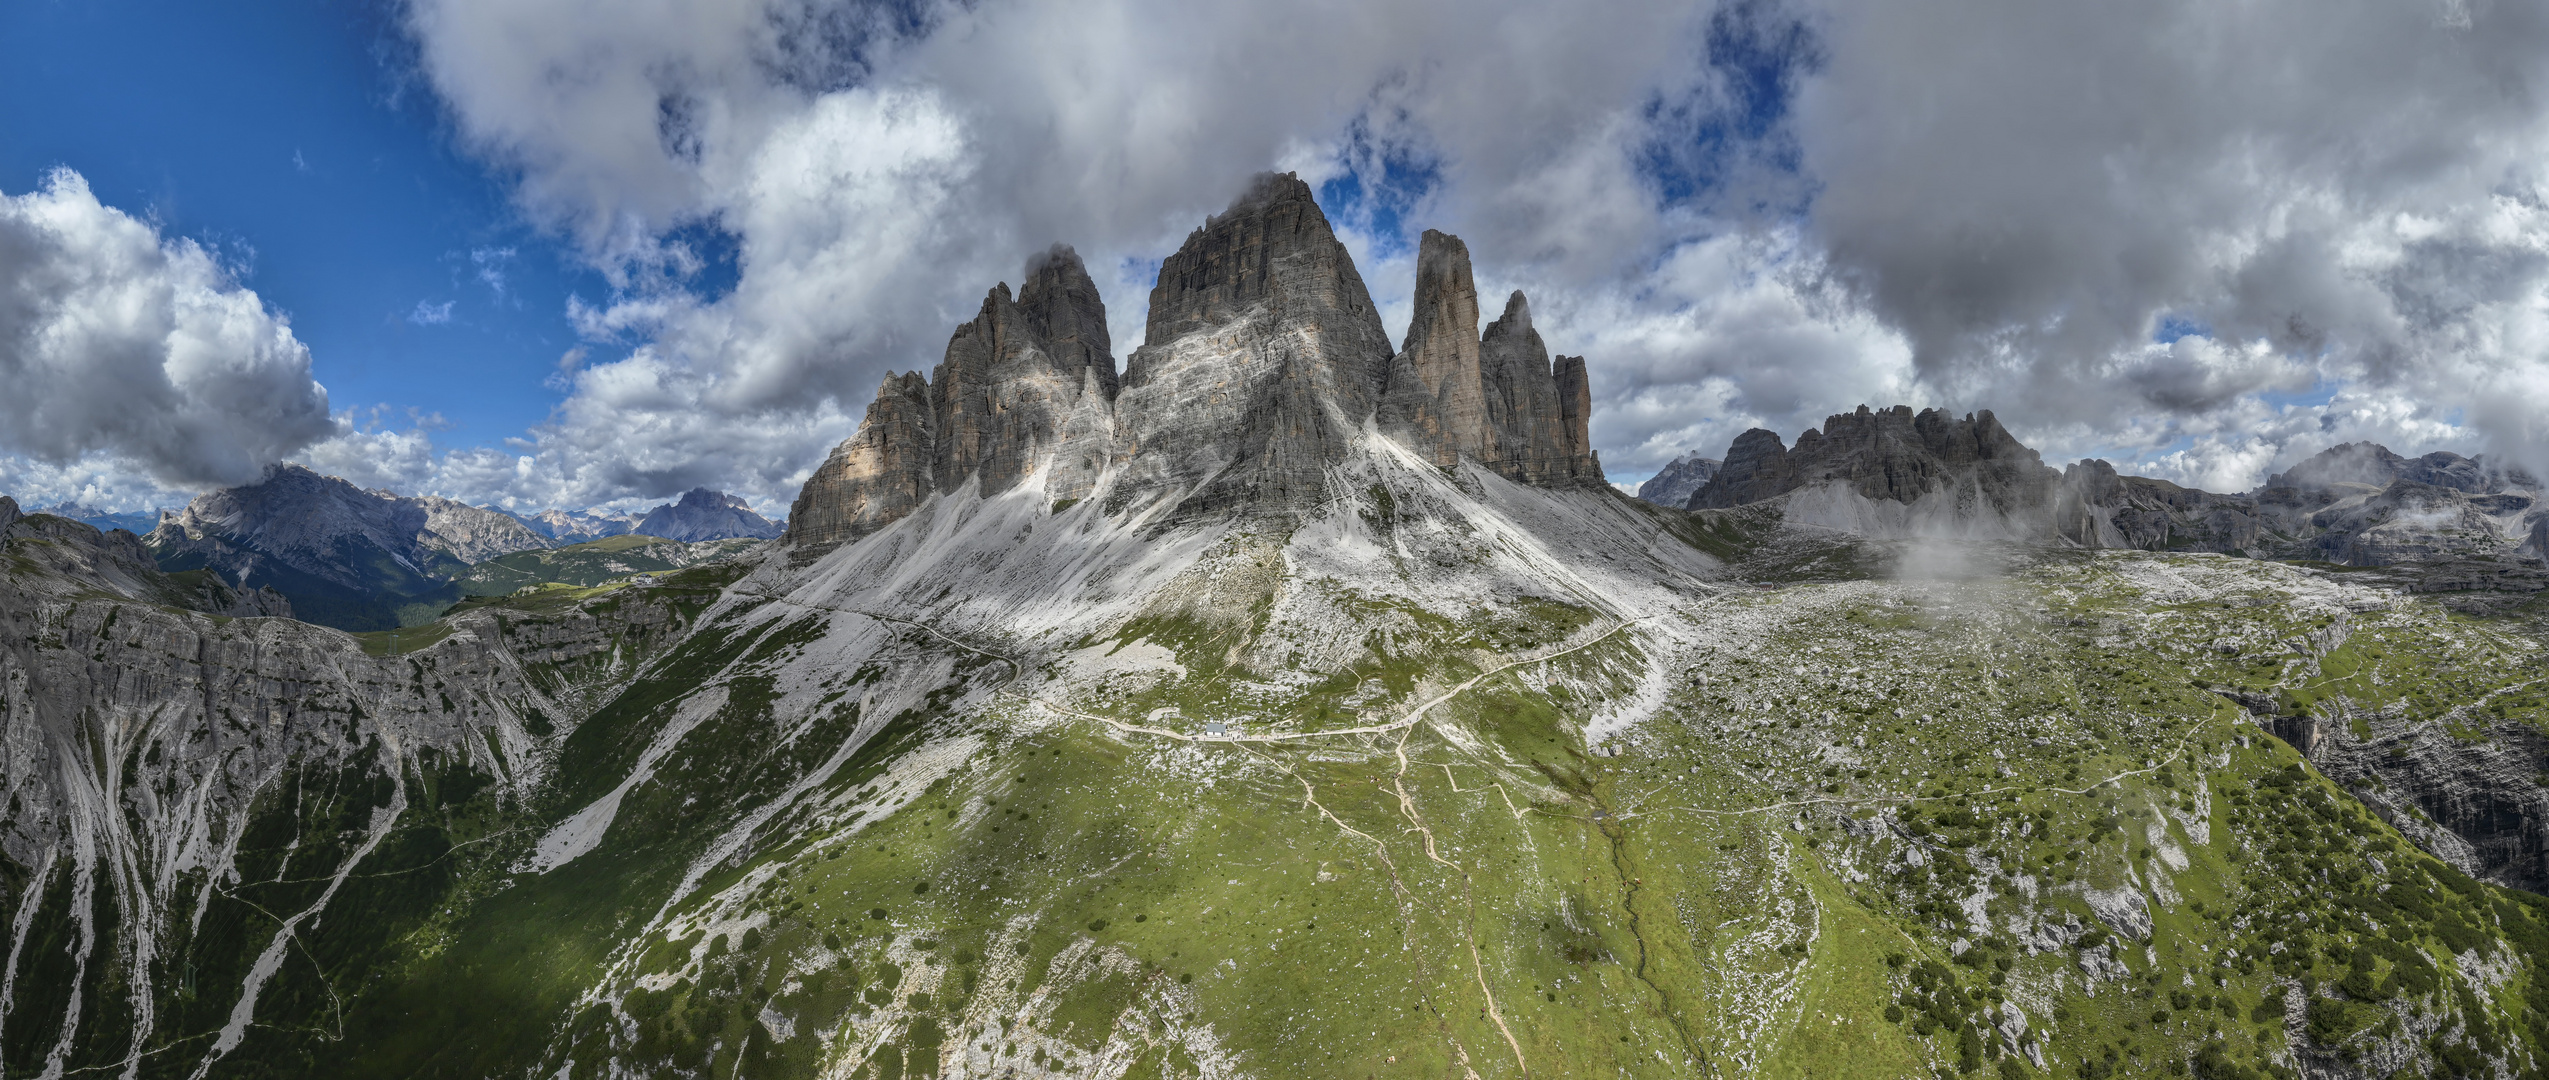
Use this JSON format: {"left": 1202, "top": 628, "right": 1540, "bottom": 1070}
{"left": 784, "top": 173, "right": 1609, "bottom": 559}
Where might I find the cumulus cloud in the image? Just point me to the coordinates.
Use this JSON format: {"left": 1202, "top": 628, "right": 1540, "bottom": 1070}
{"left": 364, "top": 0, "right": 2549, "bottom": 508}
{"left": 0, "top": 169, "right": 336, "bottom": 490}
{"left": 1792, "top": 0, "right": 2549, "bottom": 483}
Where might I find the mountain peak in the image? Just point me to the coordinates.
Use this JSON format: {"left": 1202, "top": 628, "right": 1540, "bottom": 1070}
{"left": 784, "top": 182, "right": 1607, "bottom": 559}
{"left": 635, "top": 489, "right": 781, "bottom": 542}
{"left": 1131, "top": 170, "right": 1388, "bottom": 367}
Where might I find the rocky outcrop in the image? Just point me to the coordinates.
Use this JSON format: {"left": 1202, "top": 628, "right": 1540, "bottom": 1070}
{"left": 8, "top": 509, "right": 291, "bottom": 618}
{"left": 2266, "top": 704, "right": 2549, "bottom": 893}
{"left": 782, "top": 244, "right": 1122, "bottom": 558}
{"left": 2051, "top": 459, "right": 2264, "bottom": 553}
{"left": 1113, "top": 172, "right": 1399, "bottom": 516}
{"left": 1379, "top": 235, "right": 1603, "bottom": 485}
{"left": 1693, "top": 406, "right": 2054, "bottom": 511}
{"left": 632, "top": 488, "right": 782, "bottom": 541}
{"left": 786, "top": 373, "right": 939, "bottom": 555}
{"left": 1687, "top": 406, "right": 2071, "bottom": 541}
{"left": 787, "top": 175, "right": 1613, "bottom": 560}
{"left": 2246, "top": 444, "right": 2544, "bottom": 567}
{"left": 1637, "top": 452, "right": 1721, "bottom": 508}
{"left": 1019, "top": 243, "right": 1118, "bottom": 401}
{"left": 1383, "top": 230, "right": 1491, "bottom": 466}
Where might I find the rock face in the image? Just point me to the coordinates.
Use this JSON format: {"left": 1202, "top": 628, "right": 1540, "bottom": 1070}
{"left": 4, "top": 504, "right": 291, "bottom": 617}
{"left": 0, "top": 513, "right": 696, "bottom": 1075}
{"left": 2225, "top": 660, "right": 2549, "bottom": 894}
{"left": 784, "top": 244, "right": 1122, "bottom": 556}
{"left": 1689, "top": 406, "right": 2076, "bottom": 539}
{"left": 2050, "top": 459, "right": 2264, "bottom": 553}
{"left": 1692, "top": 406, "right": 2053, "bottom": 512}
{"left": 1682, "top": 412, "right": 2548, "bottom": 565}
{"left": 1112, "top": 173, "right": 1399, "bottom": 517}
{"left": 2253, "top": 443, "right": 2542, "bottom": 566}
{"left": 785, "top": 175, "right": 1608, "bottom": 559}
{"left": 146, "top": 464, "right": 555, "bottom": 630}
{"left": 1636, "top": 452, "right": 1721, "bottom": 507}
{"left": 632, "top": 488, "right": 783, "bottom": 542}
{"left": 786, "top": 373, "right": 941, "bottom": 554}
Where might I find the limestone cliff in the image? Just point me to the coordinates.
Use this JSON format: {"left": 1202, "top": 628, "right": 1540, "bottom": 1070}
{"left": 787, "top": 174, "right": 1610, "bottom": 560}
{"left": 785, "top": 372, "right": 937, "bottom": 554}
{"left": 1111, "top": 172, "right": 1397, "bottom": 517}
{"left": 782, "top": 244, "right": 1120, "bottom": 558}
{"left": 1383, "top": 237, "right": 1604, "bottom": 487}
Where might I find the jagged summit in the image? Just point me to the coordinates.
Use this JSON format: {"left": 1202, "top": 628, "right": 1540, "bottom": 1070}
{"left": 1683, "top": 409, "right": 2549, "bottom": 570}
{"left": 1692, "top": 405, "right": 2051, "bottom": 512}
{"left": 1381, "top": 233, "right": 1603, "bottom": 486}
{"left": 146, "top": 463, "right": 555, "bottom": 629}
{"left": 786, "top": 242, "right": 1123, "bottom": 554}
{"left": 785, "top": 174, "right": 1607, "bottom": 559}
{"left": 1635, "top": 451, "right": 1721, "bottom": 507}
{"left": 633, "top": 488, "right": 782, "bottom": 541}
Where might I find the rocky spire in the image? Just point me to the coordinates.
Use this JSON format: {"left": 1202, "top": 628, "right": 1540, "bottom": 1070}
{"left": 785, "top": 181, "right": 1611, "bottom": 560}
{"left": 1384, "top": 230, "right": 1489, "bottom": 464}
{"left": 1464, "top": 291, "right": 1603, "bottom": 486}
{"left": 1018, "top": 243, "right": 1117, "bottom": 400}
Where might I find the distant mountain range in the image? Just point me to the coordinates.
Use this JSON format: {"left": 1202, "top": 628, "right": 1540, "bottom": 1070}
{"left": 33, "top": 501, "right": 163, "bottom": 534}
{"left": 119, "top": 466, "right": 782, "bottom": 630}
{"left": 632, "top": 487, "right": 783, "bottom": 541}
{"left": 1675, "top": 406, "right": 2548, "bottom": 592}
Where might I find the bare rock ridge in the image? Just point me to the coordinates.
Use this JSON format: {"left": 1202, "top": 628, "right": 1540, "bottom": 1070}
{"left": 2, "top": 501, "right": 292, "bottom": 617}
{"left": 786, "top": 245, "right": 1122, "bottom": 553}
{"left": 785, "top": 174, "right": 1607, "bottom": 557}
{"left": 1690, "top": 408, "right": 2548, "bottom": 567}
{"left": 1694, "top": 405, "right": 2053, "bottom": 512}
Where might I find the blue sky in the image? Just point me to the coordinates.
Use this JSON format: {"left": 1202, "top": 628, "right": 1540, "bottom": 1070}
{"left": 0, "top": 0, "right": 590, "bottom": 451}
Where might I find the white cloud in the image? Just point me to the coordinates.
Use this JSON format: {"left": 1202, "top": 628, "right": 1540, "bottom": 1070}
{"left": 0, "top": 169, "right": 335, "bottom": 490}
{"left": 362, "top": 0, "right": 2549, "bottom": 508}
{"left": 409, "top": 298, "right": 456, "bottom": 324}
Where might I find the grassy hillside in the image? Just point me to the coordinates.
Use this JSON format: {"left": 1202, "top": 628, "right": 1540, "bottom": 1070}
{"left": 251, "top": 547, "right": 2549, "bottom": 1079}
{"left": 19, "top": 488, "right": 2549, "bottom": 1079}
{"left": 456, "top": 534, "right": 764, "bottom": 596}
